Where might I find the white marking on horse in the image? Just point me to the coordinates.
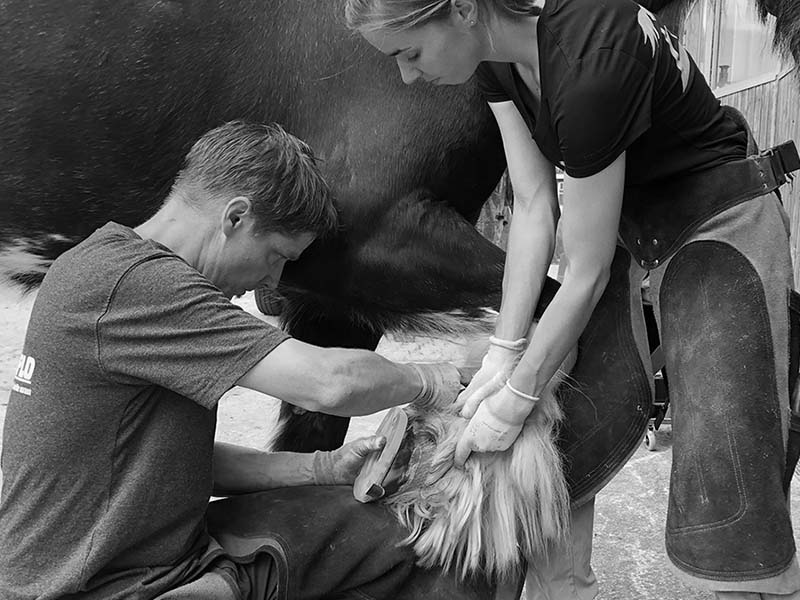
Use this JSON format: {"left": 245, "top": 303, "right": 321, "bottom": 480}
{"left": 0, "top": 235, "right": 67, "bottom": 284}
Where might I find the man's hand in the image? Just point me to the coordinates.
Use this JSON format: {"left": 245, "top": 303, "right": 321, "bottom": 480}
{"left": 408, "top": 362, "right": 463, "bottom": 408}
{"left": 454, "top": 382, "right": 537, "bottom": 467}
{"left": 313, "top": 435, "right": 409, "bottom": 489}
{"left": 458, "top": 337, "right": 526, "bottom": 418}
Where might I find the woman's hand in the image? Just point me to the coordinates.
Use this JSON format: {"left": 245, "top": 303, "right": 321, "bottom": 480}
{"left": 458, "top": 336, "right": 527, "bottom": 418}
{"left": 454, "top": 382, "right": 537, "bottom": 467}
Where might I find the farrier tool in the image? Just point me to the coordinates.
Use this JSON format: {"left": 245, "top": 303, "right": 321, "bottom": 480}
{"left": 353, "top": 407, "right": 408, "bottom": 503}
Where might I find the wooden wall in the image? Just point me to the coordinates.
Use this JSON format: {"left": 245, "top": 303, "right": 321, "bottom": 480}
{"left": 719, "top": 68, "right": 800, "bottom": 282}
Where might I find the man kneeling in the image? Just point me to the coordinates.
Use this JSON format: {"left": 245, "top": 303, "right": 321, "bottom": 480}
{"left": 0, "top": 121, "right": 486, "bottom": 599}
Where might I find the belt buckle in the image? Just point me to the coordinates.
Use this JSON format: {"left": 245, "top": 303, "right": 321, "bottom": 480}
{"left": 761, "top": 141, "right": 800, "bottom": 185}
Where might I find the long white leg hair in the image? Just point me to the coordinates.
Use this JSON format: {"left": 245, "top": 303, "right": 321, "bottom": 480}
{"left": 384, "top": 342, "right": 577, "bottom": 582}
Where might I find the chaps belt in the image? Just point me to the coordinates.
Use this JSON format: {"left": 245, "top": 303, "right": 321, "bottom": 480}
{"left": 619, "top": 141, "right": 800, "bottom": 269}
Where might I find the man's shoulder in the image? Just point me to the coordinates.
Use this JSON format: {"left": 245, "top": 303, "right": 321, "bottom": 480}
{"left": 32, "top": 222, "right": 202, "bottom": 327}
{"left": 61, "top": 221, "right": 174, "bottom": 270}
{"left": 47, "top": 222, "right": 187, "bottom": 291}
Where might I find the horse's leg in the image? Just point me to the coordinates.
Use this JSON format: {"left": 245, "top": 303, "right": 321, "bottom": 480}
{"left": 281, "top": 189, "right": 560, "bottom": 331}
{"left": 270, "top": 304, "right": 382, "bottom": 452}
{"left": 271, "top": 189, "right": 561, "bottom": 453}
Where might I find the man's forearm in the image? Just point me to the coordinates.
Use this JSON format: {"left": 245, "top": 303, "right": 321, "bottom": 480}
{"left": 237, "top": 340, "right": 459, "bottom": 417}
{"left": 321, "top": 351, "right": 423, "bottom": 416}
{"left": 318, "top": 353, "right": 461, "bottom": 417}
{"left": 211, "top": 441, "right": 315, "bottom": 496}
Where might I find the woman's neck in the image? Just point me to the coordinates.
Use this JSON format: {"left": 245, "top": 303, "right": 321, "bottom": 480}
{"left": 481, "top": 8, "right": 542, "bottom": 68}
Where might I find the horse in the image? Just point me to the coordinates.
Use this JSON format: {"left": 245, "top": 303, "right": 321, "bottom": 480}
{"left": 1, "top": 0, "right": 798, "bottom": 540}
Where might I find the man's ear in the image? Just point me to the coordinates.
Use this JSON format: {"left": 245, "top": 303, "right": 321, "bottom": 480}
{"left": 222, "top": 196, "right": 253, "bottom": 236}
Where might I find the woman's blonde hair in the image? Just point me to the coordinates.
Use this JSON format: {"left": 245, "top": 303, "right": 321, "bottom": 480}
{"left": 344, "top": 0, "right": 541, "bottom": 33}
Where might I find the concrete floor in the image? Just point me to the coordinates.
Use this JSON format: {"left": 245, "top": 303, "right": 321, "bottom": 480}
{"left": 592, "top": 427, "right": 800, "bottom": 600}
{"left": 592, "top": 429, "right": 707, "bottom": 599}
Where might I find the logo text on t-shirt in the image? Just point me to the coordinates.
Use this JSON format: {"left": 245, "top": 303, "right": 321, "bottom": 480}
{"left": 13, "top": 353, "right": 36, "bottom": 396}
{"left": 637, "top": 6, "right": 691, "bottom": 92}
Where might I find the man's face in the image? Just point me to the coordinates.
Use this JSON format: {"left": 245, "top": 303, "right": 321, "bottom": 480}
{"left": 211, "top": 210, "right": 316, "bottom": 299}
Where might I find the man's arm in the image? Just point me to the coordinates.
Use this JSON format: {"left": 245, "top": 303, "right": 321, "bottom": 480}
{"left": 212, "top": 442, "right": 314, "bottom": 496}
{"left": 236, "top": 342, "right": 460, "bottom": 417}
{"left": 211, "top": 436, "right": 388, "bottom": 496}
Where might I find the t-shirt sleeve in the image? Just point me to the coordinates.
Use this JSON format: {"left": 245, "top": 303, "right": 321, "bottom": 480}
{"left": 550, "top": 49, "right": 654, "bottom": 178}
{"left": 97, "top": 256, "right": 289, "bottom": 408}
{"left": 475, "top": 62, "right": 512, "bottom": 103}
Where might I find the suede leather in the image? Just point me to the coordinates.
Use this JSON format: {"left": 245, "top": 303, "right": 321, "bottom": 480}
{"left": 659, "top": 240, "right": 795, "bottom": 580}
{"left": 644, "top": 194, "right": 799, "bottom": 590}
{"left": 205, "top": 486, "right": 494, "bottom": 600}
{"left": 619, "top": 154, "right": 784, "bottom": 269}
{"left": 566, "top": 191, "right": 798, "bottom": 587}
{"left": 557, "top": 246, "right": 653, "bottom": 505}
{"left": 786, "top": 290, "right": 800, "bottom": 494}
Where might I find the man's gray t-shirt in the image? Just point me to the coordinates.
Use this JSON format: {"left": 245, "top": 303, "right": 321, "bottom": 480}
{"left": 0, "top": 222, "right": 288, "bottom": 599}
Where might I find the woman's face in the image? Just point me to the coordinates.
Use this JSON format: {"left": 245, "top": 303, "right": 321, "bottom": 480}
{"left": 362, "top": 14, "right": 483, "bottom": 85}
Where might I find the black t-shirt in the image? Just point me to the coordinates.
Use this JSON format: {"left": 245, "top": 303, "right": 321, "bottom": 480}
{"left": 476, "top": 0, "right": 747, "bottom": 184}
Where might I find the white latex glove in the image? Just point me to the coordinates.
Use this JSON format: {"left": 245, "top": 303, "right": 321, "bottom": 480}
{"left": 408, "top": 362, "right": 463, "bottom": 408}
{"left": 454, "top": 382, "right": 539, "bottom": 467}
{"left": 312, "top": 435, "right": 396, "bottom": 486}
{"left": 458, "top": 336, "right": 527, "bottom": 419}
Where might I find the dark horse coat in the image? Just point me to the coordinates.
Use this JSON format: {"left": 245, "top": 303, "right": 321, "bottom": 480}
{"left": 1, "top": 1, "right": 798, "bottom": 485}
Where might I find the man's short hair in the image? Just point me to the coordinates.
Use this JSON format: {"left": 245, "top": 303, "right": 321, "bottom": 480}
{"left": 172, "top": 121, "right": 338, "bottom": 238}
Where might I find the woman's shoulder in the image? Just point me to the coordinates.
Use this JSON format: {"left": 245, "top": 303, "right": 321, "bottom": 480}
{"left": 540, "top": 0, "right": 658, "bottom": 67}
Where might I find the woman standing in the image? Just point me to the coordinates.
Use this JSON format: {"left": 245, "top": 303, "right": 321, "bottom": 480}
{"left": 345, "top": 1, "right": 800, "bottom": 599}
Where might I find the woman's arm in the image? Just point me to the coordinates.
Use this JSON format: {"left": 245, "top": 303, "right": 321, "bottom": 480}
{"left": 456, "top": 100, "right": 561, "bottom": 415}
{"left": 509, "top": 153, "right": 625, "bottom": 398}
{"left": 455, "top": 153, "right": 626, "bottom": 464}
{"left": 489, "top": 101, "right": 560, "bottom": 341}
